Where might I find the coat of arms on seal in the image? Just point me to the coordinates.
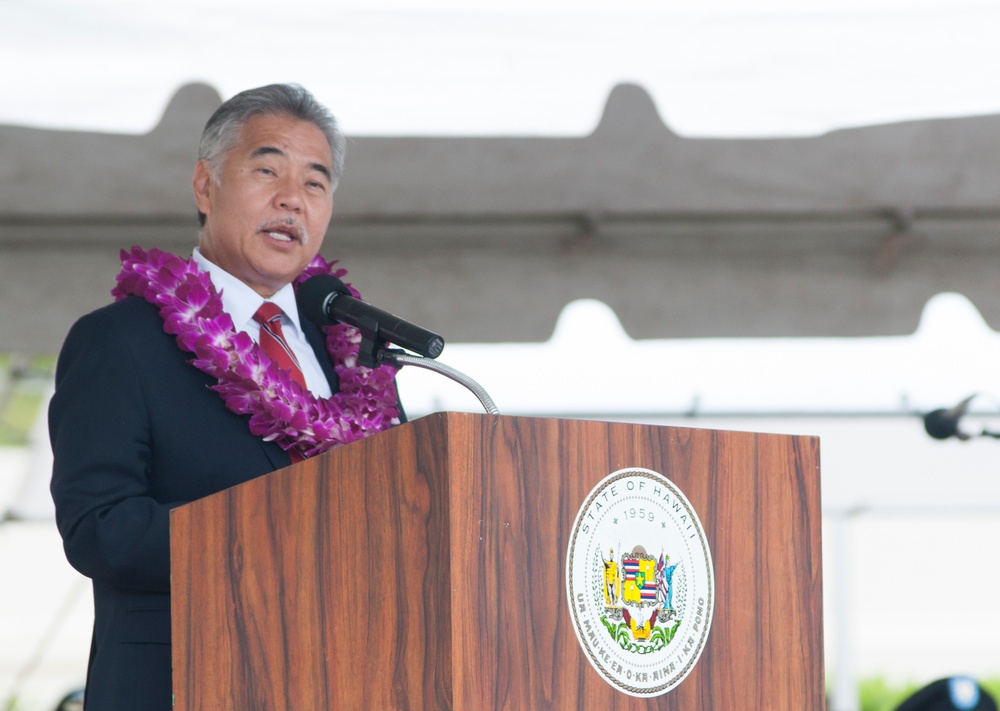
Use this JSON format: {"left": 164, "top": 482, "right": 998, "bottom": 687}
{"left": 566, "top": 467, "right": 714, "bottom": 697}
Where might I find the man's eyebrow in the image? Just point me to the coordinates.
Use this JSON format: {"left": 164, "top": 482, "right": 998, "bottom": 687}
{"left": 251, "top": 145, "right": 285, "bottom": 159}
{"left": 250, "top": 145, "right": 332, "bottom": 182}
{"left": 308, "top": 162, "right": 333, "bottom": 182}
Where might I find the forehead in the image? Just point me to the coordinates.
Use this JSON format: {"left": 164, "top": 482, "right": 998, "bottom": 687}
{"left": 232, "top": 114, "right": 333, "bottom": 170}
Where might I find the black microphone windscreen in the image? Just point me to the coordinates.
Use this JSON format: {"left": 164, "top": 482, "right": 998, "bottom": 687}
{"left": 923, "top": 409, "right": 960, "bottom": 440}
{"left": 297, "top": 274, "right": 349, "bottom": 326}
{"left": 297, "top": 273, "right": 445, "bottom": 358}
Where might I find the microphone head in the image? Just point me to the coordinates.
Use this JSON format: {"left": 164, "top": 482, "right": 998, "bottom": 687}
{"left": 923, "top": 394, "right": 977, "bottom": 440}
{"left": 298, "top": 273, "right": 445, "bottom": 359}
{"left": 923, "top": 409, "right": 962, "bottom": 440}
{"left": 297, "top": 274, "right": 350, "bottom": 326}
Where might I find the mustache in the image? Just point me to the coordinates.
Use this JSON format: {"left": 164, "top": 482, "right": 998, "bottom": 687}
{"left": 257, "top": 217, "right": 309, "bottom": 245}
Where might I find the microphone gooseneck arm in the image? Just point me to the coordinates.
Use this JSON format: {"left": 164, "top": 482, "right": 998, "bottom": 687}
{"left": 382, "top": 350, "right": 500, "bottom": 416}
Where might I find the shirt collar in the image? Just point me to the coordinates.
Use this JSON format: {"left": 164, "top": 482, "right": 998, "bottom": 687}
{"left": 192, "top": 247, "right": 304, "bottom": 336}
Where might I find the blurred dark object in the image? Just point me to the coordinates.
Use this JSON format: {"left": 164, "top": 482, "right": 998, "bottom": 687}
{"left": 53, "top": 688, "right": 84, "bottom": 711}
{"left": 923, "top": 395, "right": 977, "bottom": 440}
{"left": 895, "top": 676, "right": 997, "bottom": 711}
{"left": 923, "top": 394, "right": 1000, "bottom": 440}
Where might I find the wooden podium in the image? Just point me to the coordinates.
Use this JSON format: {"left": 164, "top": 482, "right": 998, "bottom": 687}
{"left": 170, "top": 412, "right": 824, "bottom": 710}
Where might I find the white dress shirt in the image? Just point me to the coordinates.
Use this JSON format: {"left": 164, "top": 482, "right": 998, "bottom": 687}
{"left": 192, "top": 248, "right": 333, "bottom": 398}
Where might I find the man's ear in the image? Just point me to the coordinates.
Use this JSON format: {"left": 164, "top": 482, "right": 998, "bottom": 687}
{"left": 192, "top": 160, "right": 213, "bottom": 215}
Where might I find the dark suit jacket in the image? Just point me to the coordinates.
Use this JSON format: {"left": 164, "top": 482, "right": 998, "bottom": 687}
{"left": 49, "top": 294, "right": 344, "bottom": 711}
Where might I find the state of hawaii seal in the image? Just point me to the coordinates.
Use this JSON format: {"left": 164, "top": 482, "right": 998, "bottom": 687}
{"left": 566, "top": 467, "right": 714, "bottom": 697}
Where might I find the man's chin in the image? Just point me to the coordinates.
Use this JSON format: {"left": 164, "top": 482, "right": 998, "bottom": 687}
{"left": 257, "top": 258, "right": 314, "bottom": 288}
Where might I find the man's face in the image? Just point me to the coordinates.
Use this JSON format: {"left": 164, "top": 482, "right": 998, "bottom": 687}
{"left": 193, "top": 114, "right": 334, "bottom": 297}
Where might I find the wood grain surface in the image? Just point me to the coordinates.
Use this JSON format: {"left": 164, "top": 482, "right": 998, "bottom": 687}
{"left": 171, "top": 412, "right": 824, "bottom": 710}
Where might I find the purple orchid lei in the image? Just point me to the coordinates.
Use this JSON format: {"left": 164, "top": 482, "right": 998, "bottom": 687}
{"left": 111, "top": 246, "right": 401, "bottom": 458}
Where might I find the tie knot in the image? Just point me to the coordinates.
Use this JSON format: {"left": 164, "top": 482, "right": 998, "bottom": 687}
{"left": 252, "top": 300, "right": 307, "bottom": 392}
{"left": 254, "top": 301, "right": 285, "bottom": 325}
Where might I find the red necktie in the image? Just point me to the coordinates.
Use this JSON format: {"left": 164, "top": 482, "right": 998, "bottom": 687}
{"left": 253, "top": 302, "right": 307, "bottom": 389}
{"left": 254, "top": 302, "right": 307, "bottom": 462}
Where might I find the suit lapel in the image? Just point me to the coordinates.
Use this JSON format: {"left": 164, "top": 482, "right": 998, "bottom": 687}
{"left": 260, "top": 434, "right": 291, "bottom": 471}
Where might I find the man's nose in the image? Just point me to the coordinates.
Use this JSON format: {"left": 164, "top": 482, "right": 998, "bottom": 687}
{"left": 274, "top": 178, "right": 304, "bottom": 212}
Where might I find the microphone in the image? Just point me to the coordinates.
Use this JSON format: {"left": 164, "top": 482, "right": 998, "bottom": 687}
{"left": 923, "top": 394, "right": 976, "bottom": 440}
{"left": 298, "top": 274, "right": 445, "bottom": 359}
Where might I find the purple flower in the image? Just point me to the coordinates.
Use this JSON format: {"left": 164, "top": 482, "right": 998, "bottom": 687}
{"left": 113, "top": 245, "right": 401, "bottom": 456}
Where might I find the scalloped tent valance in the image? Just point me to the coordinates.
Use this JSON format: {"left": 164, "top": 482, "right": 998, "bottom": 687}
{"left": 2, "top": 83, "right": 1000, "bottom": 352}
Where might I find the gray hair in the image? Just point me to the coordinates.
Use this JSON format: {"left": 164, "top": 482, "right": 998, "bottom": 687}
{"left": 197, "top": 83, "right": 345, "bottom": 226}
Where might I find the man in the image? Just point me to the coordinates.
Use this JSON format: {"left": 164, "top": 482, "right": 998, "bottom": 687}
{"left": 49, "top": 84, "right": 401, "bottom": 711}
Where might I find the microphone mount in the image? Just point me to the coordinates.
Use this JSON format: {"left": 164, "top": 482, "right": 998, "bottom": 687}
{"left": 379, "top": 349, "right": 500, "bottom": 416}
{"left": 352, "top": 321, "right": 498, "bottom": 415}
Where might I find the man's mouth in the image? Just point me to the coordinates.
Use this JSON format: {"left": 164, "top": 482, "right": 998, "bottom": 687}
{"left": 265, "top": 229, "right": 295, "bottom": 242}
{"left": 258, "top": 219, "right": 306, "bottom": 245}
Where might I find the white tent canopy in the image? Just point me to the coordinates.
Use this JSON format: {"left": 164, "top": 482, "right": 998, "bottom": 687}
{"left": 3, "top": 0, "right": 1000, "bottom": 138}
{"left": 4, "top": 0, "right": 1000, "bottom": 353}
{"left": 4, "top": 80, "right": 1000, "bottom": 353}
